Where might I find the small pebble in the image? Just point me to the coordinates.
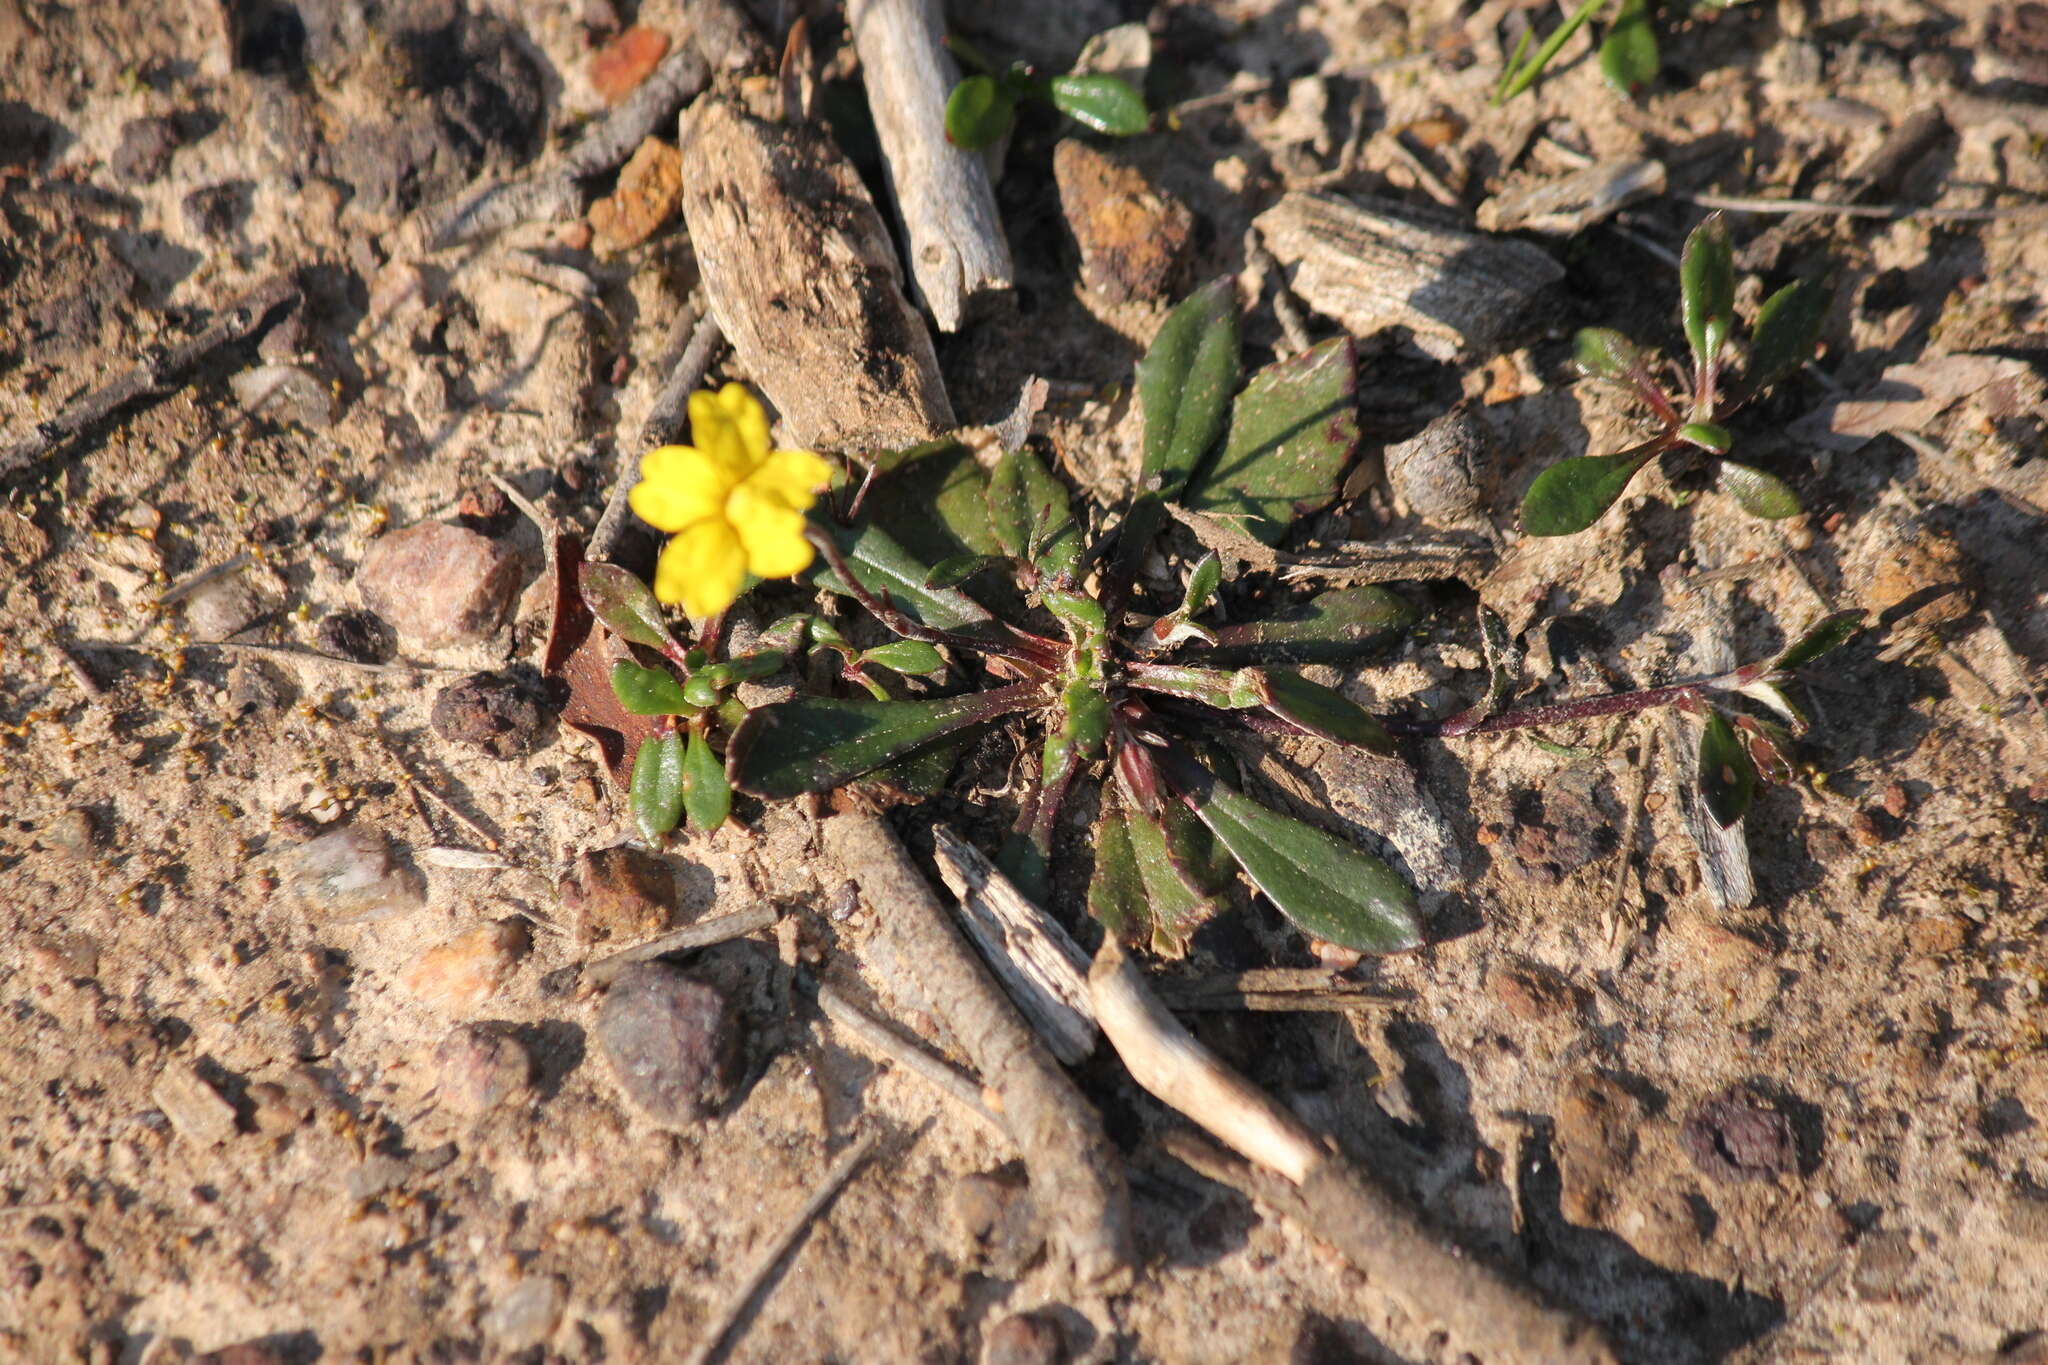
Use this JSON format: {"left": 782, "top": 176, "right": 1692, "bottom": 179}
{"left": 559, "top": 845, "right": 676, "bottom": 945}
{"left": 152, "top": 1066, "right": 239, "bottom": 1147}
{"left": 345, "top": 1154, "right": 412, "bottom": 1203}
{"left": 315, "top": 609, "right": 395, "bottom": 664}
{"left": 279, "top": 825, "right": 427, "bottom": 921}
{"left": 403, "top": 921, "right": 530, "bottom": 1012}
{"left": 432, "top": 670, "right": 549, "bottom": 760}
{"left": 231, "top": 363, "right": 338, "bottom": 430}
{"left": 588, "top": 136, "right": 682, "bottom": 254}
{"left": 1851, "top": 1228, "right": 1918, "bottom": 1302}
{"left": 356, "top": 520, "right": 524, "bottom": 651}
{"left": 226, "top": 656, "right": 292, "bottom": 717}
{"left": 482, "top": 1275, "right": 566, "bottom": 1350}
{"left": 245, "top": 1081, "right": 309, "bottom": 1136}
{"left": 42, "top": 807, "right": 99, "bottom": 857}
{"left": 983, "top": 1311, "right": 1066, "bottom": 1365}
{"left": 595, "top": 963, "right": 736, "bottom": 1127}
{"left": 111, "top": 115, "right": 182, "bottom": 184}
{"left": 193, "top": 1344, "right": 286, "bottom": 1365}
{"left": 182, "top": 181, "right": 249, "bottom": 240}
{"left": 434, "top": 1025, "right": 533, "bottom": 1115}
{"left": 1678, "top": 1087, "right": 1797, "bottom": 1184}
{"left": 181, "top": 572, "right": 268, "bottom": 641}
{"left": 1881, "top": 781, "right": 1911, "bottom": 820}
{"left": 590, "top": 24, "right": 669, "bottom": 103}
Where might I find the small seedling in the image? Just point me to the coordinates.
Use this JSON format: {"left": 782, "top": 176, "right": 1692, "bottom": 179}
{"left": 943, "top": 35, "right": 1149, "bottom": 150}
{"left": 1522, "top": 213, "right": 1830, "bottom": 536}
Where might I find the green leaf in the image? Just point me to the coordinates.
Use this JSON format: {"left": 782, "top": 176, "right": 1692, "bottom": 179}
{"left": 581, "top": 563, "right": 674, "bottom": 650}
{"left": 682, "top": 728, "right": 730, "bottom": 832}
{"left": 925, "top": 554, "right": 1008, "bottom": 589}
{"left": 1208, "top": 586, "right": 1418, "bottom": 664}
{"left": 611, "top": 660, "right": 695, "bottom": 716}
{"left": 1520, "top": 441, "right": 1664, "bottom": 536}
{"left": 864, "top": 441, "right": 1006, "bottom": 565}
{"left": 858, "top": 640, "right": 947, "bottom": 676}
{"left": 723, "top": 651, "right": 788, "bottom": 683}
{"left": 946, "top": 74, "right": 1016, "bottom": 150}
{"left": 1599, "top": 0, "right": 1659, "bottom": 95}
{"left": 1745, "top": 277, "right": 1830, "bottom": 394}
{"left": 1137, "top": 278, "right": 1242, "bottom": 501}
{"left": 1254, "top": 670, "right": 1395, "bottom": 754}
{"left": 1574, "top": 327, "right": 1647, "bottom": 382}
{"left": 1773, "top": 610, "right": 1862, "bottom": 672}
{"left": 1160, "top": 750, "right": 1419, "bottom": 954}
{"left": 987, "top": 448, "right": 1081, "bottom": 581}
{"left": 1183, "top": 553, "right": 1223, "bottom": 616}
{"left": 629, "top": 730, "right": 686, "bottom": 841}
{"left": 1125, "top": 800, "right": 1226, "bottom": 956}
{"left": 1185, "top": 337, "right": 1359, "bottom": 546}
{"left": 1047, "top": 72, "right": 1150, "bottom": 136}
{"left": 811, "top": 520, "right": 1004, "bottom": 639}
{"left": 1698, "top": 710, "right": 1757, "bottom": 829}
{"left": 1680, "top": 213, "right": 1736, "bottom": 371}
{"left": 1679, "top": 421, "right": 1732, "bottom": 454}
{"left": 1716, "top": 460, "right": 1801, "bottom": 519}
{"left": 727, "top": 685, "right": 1043, "bottom": 800}
{"left": 1087, "top": 803, "right": 1150, "bottom": 944}
{"left": 1492, "top": 0, "right": 1607, "bottom": 104}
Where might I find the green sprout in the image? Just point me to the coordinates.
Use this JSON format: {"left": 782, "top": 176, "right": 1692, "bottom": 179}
{"left": 1521, "top": 213, "right": 1831, "bottom": 536}
{"left": 943, "top": 34, "right": 1150, "bottom": 151}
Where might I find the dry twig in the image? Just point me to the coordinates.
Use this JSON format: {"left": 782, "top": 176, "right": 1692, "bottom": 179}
{"left": 814, "top": 981, "right": 1006, "bottom": 1135}
{"left": 584, "top": 902, "right": 780, "bottom": 988}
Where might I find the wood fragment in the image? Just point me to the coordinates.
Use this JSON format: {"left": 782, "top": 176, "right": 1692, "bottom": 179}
{"left": 584, "top": 902, "right": 780, "bottom": 988}
{"left": 825, "top": 813, "right": 1132, "bottom": 1285}
{"left": 1, "top": 274, "right": 300, "bottom": 481}
{"left": 1693, "top": 192, "right": 2048, "bottom": 222}
{"left": 679, "top": 93, "right": 954, "bottom": 454}
{"left": 1166, "top": 503, "right": 1493, "bottom": 585}
{"left": 930, "top": 826, "right": 1098, "bottom": 1066}
{"left": 1091, "top": 941, "right": 1618, "bottom": 1365}
{"left": 1479, "top": 158, "right": 1666, "bottom": 234}
{"left": 681, "top": 1127, "right": 887, "bottom": 1365}
{"left": 587, "top": 306, "right": 727, "bottom": 565}
{"left": 815, "top": 981, "right": 1007, "bottom": 1136}
{"left": 848, "top": 0, "right": 1013, "bottom": 330}
{"left": 1252, "top": 193, "right": 1561, "bottom": 360}
{"left": 1154, "top": 969, "right": 1409, "bottom": 1013}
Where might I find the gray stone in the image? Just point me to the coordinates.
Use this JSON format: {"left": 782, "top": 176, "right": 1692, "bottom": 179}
{"left": 482, "top": 1275, "right": 565, "bottom": 1351}
{"left": 111, "top": 115, "right": 181, "bottom": 184}
{"left": 231, "top": 363, "right": 338, "bottom": 430}
{"left": 279, "top": 825, "right": 427, "bottom": 921}
{"left": 595, "top": 963, "right": 736, "bottom": 1127}
{"left": 345, "top": 1154, "right": 412, "bottom": 1202}
{"left": 356, "top": 521, "right": 523, "bottom": 651}
{"left": 182, "top": 572, "right": 269, "bottom": 641}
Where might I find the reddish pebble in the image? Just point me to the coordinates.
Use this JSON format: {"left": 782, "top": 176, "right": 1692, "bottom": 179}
{"left": 591, "top": 25, "right": 669, "bottom": 104}
{"left": 1881, "top": 781, "right": 1911, "bottom": 820}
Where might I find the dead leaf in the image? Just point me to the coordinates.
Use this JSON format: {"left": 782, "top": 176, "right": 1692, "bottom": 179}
{"left": 543, "top": 536, "right": 662, "bottom": 793}
{"left": 1790, "top": 354, "right": 2032, "bottom": 453}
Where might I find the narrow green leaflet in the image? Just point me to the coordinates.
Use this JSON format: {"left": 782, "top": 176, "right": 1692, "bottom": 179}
{"left": 1679, "top": 421, "right": 1732, "bottom": 454}
{"left": 925, "top": 554, "right": 1008, "bottom": 589}
{"left": 1087, "top": 803, "right": 1150, "bottom": 944}
{"left": 1521, "top": 439, "right": 1665, "bottom": 536}
{"left": 1046, "top": 73, "right": 1149, "bottom": 136}
{"left": 630, "top": 730, "right": 686, "bottom": 841}
{"left": 1185, "top": 337, "right": 1359, "bottom": 546}
{"left": 946, "top": 74, "right": 1015, "bottom": 150}
{"left": 581, "top": 563, "right": 674, "bottom": 650}
{"left": 1680, "top": 213, "right": 1736, "bottom": 370}
{"left": 859, "top": 640, "right": 947, "bottom": 676}
{"left": 727, "top": 685, "right": 1043, "bottom": 800}
{"left": 865, "top": 441, "right": 1005, "bottom": 564}
{"left": 681, "top": 728, "right": 730, "bottom": 832}
{"left": 1254, "top": 670, "right": 1395, "bottom": 754}
{"left": 1745, "top": 277, "right": 1830, "bottom": 394}
{"left": 1162, "top": 753, "right": 1419, "bottom": 954}
{"left": 1773, "top": 610, "right": 1862, "bottom": 672}
{"left": 1574, "top": 327, "right": 1646, "bottom": 382}
{"left": 1125, "top": 798, "right": 1225, "bottom": 957}
{"left": 1698, "top": 709, "right": 1757, "bottom": 829}
{"left": 1137, "top": 278, "right": 1241, "bottom": 499}
{"left": 1599, "top": 0, "right": 1659, "bottom": 95}
{"left": 988, "top": 447, "right": 1081, "bottom": 581}
{"left": 611, "top": 660, "right": 695, "bottom": 716}
{"left": 1208, "top": 586, "right": 1418, "bottom": 664}
{"left": 1716, "top": 460, "right": 1801, "bottom": 519}
{"left": 812, "top": 521, "right": 1002, "bottom": 638}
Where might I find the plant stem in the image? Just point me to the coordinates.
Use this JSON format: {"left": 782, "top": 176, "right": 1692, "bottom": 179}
{"left": 1395, "top": 672, "right": 1746, "bottom": 739}
{"left": 1491, "top": 0, "right": 1609, "bottom": 105}
{"left": 807, "top": 528, "right": 1060, "bottom": 670}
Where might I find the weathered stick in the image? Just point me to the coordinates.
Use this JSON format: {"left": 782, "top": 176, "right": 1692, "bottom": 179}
{"left": 679, "top": 92, "right": 954, "bottom": 453}
{"left": 583, "top": 902, "right": 779, "bottom": 988}
{"left": 1091, "top": 941, "right": 1619, "bottom": 1364}
{"left": 1, "top": 274, "right": 301, "bottom": 480}
{"left": 826, "top": 813, "right": 1132, "bottom": 1286}
{"left": 815, "top": 981, "right": 1006, "bottom": 1136}
{"left": 847, "top": 0, "right": 1014, "bottom": 331}
{"left": 587, "top": 305, "right": 726, "bottom": 565}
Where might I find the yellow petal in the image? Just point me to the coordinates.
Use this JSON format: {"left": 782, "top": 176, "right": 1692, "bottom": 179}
{"left": 630, "top": 446, "right": 730, "bottom": 533}
{"left": 743, "top": 448, "right": 833, "bottom": 512}
{"left": 726, "top": 483, "right": 815, "bottom": 580}
{"left": 687, "top": 383, "right": 771, "bottom": 475}
{"left": 652, "top": 519, "right": 748, "bottom": 618}
{"left": 712, "top": 382, "right": 771, "bottom": 460}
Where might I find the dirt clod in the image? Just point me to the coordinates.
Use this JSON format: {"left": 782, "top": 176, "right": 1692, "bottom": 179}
{"left": 1678, "top": 1087, "right": 1798, "bottom": 1185}
{"left": 558, "top": 844, "right": 675, "bottom": 945}
{"left": 982, "top": 1311, "right": 1067, "bottom": 1365}
{"left": 315, "top": 608, "right": 395, "bottom": 663}
{"left": 431, "top": 670, "right": 549, "bottom": 759}
{"left": 434, "top": 1025, "right": 533, "bottom": 1115}
{"left": 1053, "top": 139, "right": 1193, "bottom": 304}
{"left": 110, "top": 115, "right": 182, "bottom": 184}
{"left": 595, "top": 963, "right": 737, "bottom": 1126}
{"left": 588, "top": 135, "right": 683, "bottom": 254}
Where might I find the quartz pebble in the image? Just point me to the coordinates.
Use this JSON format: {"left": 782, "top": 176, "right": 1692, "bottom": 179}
{"left": 595, "top": 963, "right": 736, "bottom": 1126}
{"left": 280, "top": 826, "right": 427, "bottom": 921}
{"left": 403, "top": 921, "right": 530, "bottom": 1012}
{"left": 153, "top": 1066, "right": 239, "bottom": 1147}
{"left": 356, "top": 521, "right": 523, "bottom": 651}
{"left": 482, "top": 1275, "right": 566, "bottom": 1351}
{"left": 434, "top": 1025, "right": 533, "bottom": 1115}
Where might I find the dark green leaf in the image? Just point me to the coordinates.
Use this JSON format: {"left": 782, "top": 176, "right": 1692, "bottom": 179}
{"left": 1137, "top": 278, "right": 1241, "bottom": 500}
{"left": 864, "top": 441, "right": 1006, "bottom": 566}
{"left": 1745, "top": 277, "right": 1830, "bottom": 394}
{"left": 610, "top": 660, "right": 695, "bottom": 716}
{"left": 681, "top": 728, "right": 730, "bottom": 832}
{"left": 1698, "top": 709, "right": 1757, "bottom": 829}
{"left": 1599, "top": 0, "right": 1658, "bottom": 95}
{"left": 1716, "top": 460, "right": 1801, "bottom": 519}
{"left": 996, "top": 831, "right": 1050, "bottom": 908}
{"left": 1087, "top": 802, "right": 1149, "bottom": 944}
{"left": 1520, "top": 441, "right": 1664, "bottom": 536}
{"left": 1125, "top": 799, "right": 1226, "bottom": 956}
{"left": 1208, "top": 586, "right": 1419, "bottom": 664}
{"left": 988, "top": 447, "right": 1082, "bottom": 581}
{"left": 859, "top": 640, "right": 947, "bottom": 676}
{"left": 1160, "top": 751, "right": 1419, "bottom": 954}
{"left": 1254, "top": 670, "right": 1395, "bottom": 754}
{"left": 1185, "top": 337, "right": 1359, "bottom": 546}
{"left": 1493, "top": 0, "right": 1606, "bottom": 103}
{"left": 724, "top": 651, "right": 788, "bottom": 683}
{"left": 811, "top": 520, "right": 1003, "bottom": 639}
{"left": 1183, "top": 553, "right": 1222, "bottom": 616}
{"left": 682, "top": 673, "right": 721, "bottom": 709}
{"left": 727, "top": 685, "right": 1043, "bottom": 800}
{"left": 945, "top": 74, "right": 1016, "bottom": 150}
{"left": 1047, "top": 73, "right": 1150, "bottom": 136}
{"left": 1574, "top": 327, "right": 1646, "bottom": 382}
{"left": 925, "top": 554, "right": 1008, "bottom": 589}
{"left": 1773, "top": 610, "right": 1862, "bottom": 672}
{"left": 1680, "top": 212, "right": 1736, "bottom": 371}
{"left": 1126, "top": 661, "right": 1261, "bottom": 709}
{"left": 1678, "top": 421, "right": 1732, "bottom": 454}
{"left": 629, "top": 730, "right": 685, "bottom": 841}
{"left": 581, "top": 563, "right": 674, "bottom": 650}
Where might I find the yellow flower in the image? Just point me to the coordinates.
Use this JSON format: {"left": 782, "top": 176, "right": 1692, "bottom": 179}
{"left": 628, "top": 384, "right": 833, "bottom": 617}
